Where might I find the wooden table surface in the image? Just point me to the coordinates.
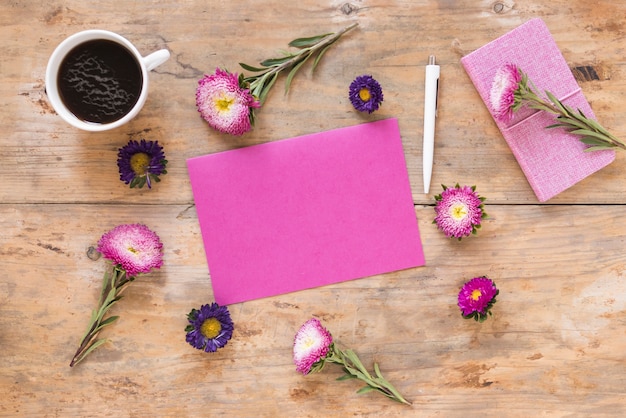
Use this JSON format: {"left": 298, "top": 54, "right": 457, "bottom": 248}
{"left": 2, "top": 1, "right": 626, "bottom": 416}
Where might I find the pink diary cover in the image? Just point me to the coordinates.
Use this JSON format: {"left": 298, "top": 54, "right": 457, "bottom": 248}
{"left": 187, "top": 118, "right": 425, "bottom": 305}
{"left": 461, "top": 18, "right": 614, "bottom": 202}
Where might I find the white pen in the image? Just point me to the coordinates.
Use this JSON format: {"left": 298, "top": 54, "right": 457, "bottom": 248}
{"left": 423, "top": 55, "right": 440, "bottom": 194}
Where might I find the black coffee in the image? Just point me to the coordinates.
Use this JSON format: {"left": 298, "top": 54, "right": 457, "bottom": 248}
{"left": 58, "top": 39, "right": 142, "bottom": 124}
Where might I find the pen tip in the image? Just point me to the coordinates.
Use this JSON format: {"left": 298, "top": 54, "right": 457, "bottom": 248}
{"left": 428, "top": 55, "right": 436, "bottom": 65}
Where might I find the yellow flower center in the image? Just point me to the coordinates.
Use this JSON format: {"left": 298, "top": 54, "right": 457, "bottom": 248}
{"left": 215, "top": 95, "right": 235, "bottom": 112}
{"left": 471, "top": 289, "right": 482, "bottom": 301}
{"left": 359, "top": 87, "right": 371, "bottom": 102}
{"left": 200, "top": 317, "right": 222, "bottom": 339}
{"left": 130, "top": 152, "right": 150, "bottom": 176}
{"left": 450, "top": 203, "right": 468, "bottom": 220}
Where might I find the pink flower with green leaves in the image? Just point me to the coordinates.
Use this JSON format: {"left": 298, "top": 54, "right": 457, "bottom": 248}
{"left": 97, "top": 223, "right": 164, "bottom": 277}
{"left": 293, "top": 318, "right": 411, "bottom": 405}
{"left": 489, "top": 63, "right": 522, "bottom": 121}
{"left": 458, "top": 276, "right": 499, "bottom": 322}
{"left": 196, "top": 68, "right": 260, "bottom": 136}
{"left": 489, "top": 63, "right": 626, "bottom": 151}
{"left": 433, "top": 184, "right": 487, "bottom": 240}
{"left": 293, "top": 317, "right": 333, "bottom": 374}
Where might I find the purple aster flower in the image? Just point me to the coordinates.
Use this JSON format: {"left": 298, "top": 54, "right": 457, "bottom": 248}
{"left": 293, "top": 318, "right": 333, "bottom": 374}
{"left": 489, "top": 63, "right": 522, "bottom": 121}
{"left": 196, "top": 68, "right": 260, "bottom": 136}
{"left": 349, "top": 75, "right": 383, "bottom": 113}
{"left": 97, "top": 223, "right": 164, "bottom": 277}
{"left": 185, "top": 303, "right": 234, "bottom": 352}
{"left": 433, "top": 184, "right": 487, "bottom": 240}
{"left": 117, "top": 139, "right": 167, "bottom": 189}
{"left": 458, "top": 276, "right": 499, "bottom": 322}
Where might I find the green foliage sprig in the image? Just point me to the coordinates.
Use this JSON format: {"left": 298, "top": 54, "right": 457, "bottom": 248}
{"left": 238, "top": 22, "right": 359, "bottom": 110}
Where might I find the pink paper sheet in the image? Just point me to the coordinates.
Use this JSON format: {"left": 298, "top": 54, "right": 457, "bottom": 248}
{"left": 187, "top": 118, "right": 425, "bottom": 305}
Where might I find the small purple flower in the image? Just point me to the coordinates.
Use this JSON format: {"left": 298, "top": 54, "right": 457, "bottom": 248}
{"left": 434, "top": 184, "right": 487, "bottom": 240}
{"left": 185, "top": 303, "right": 234, "bottom": 353}
{"left": 117, "top": 139, "right": 167, "bottom": 189}
{"left": 196, "top": 68, "right": 260, "bottom": 136}
{"left": 293, "top": 318, "right": 333, "bottom": 374}
{"left": 458, "top": 276, "right": 499, "bottom": 322}
{"left": 97, "top": 224, "right": 163, "bottom": 277}
{"left": 349, "top": 75, "right": 384, "bottom": 113}
{"left": 489, "top": 63, "right": 522, "bottom": 121}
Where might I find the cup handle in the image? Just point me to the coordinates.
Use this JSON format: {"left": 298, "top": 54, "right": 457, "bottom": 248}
{"left": 143, "top": 49, "right": 170, "bottom": 71}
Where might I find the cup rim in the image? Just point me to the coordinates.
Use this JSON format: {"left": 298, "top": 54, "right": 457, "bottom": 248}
{"left": 45, "top": 29, "right": 150, "bottom": 132}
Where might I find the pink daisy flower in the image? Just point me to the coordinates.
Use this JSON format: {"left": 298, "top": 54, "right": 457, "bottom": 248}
{"left": 293, "top": 318, "right": 333, "bottom": 375}
{"left": 97, "top": 223, "right": 163, "bottom": 277}
{"left": 434, "top": 184, "right": 487, "bottom": 240}
{"left": 458, "top": 276, "right": 499, "bottom": 322}
{"left": 196, "top": 68, "right": 260, "bottom": 136}
{"left": 489, "top": 63, "right": 522, "bottom": 121}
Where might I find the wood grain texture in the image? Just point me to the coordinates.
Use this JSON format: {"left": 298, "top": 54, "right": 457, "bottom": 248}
{"left": 2, "top": 0, "right": 626, "bottom": 416}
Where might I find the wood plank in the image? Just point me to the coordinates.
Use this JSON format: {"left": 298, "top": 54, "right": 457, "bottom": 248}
{"left": 1, "top": 1, "right": 625, "bottom": 205}
{"left": 1, "top": 203, "right": 625, "bottom": 415}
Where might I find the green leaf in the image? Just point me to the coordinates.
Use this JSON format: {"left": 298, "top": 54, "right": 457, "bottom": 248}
{"left": 93, "top": 315, "right": 119, "bottom": 333}
{"left": 312, "top": 43, "right": 334, "bottom": 73}
{"left": 239, "top": 62, "right": 268, "bottom": 72}
{"left": 258, "top": 72, "right": 279, "bottom": 105}
{"left": 571, "top": 129, "right": 611, "bottom": 143}
{"left": 74, "top": 338, "right": 108, "bottom": 366}
{"left": 356, "top": 385, "right": 375, "bottom": 394}
{"left": 337, "top": 374, "right": 357, "bottom": 381}
{"left": 288, "top": 33, "right": 332, "bottom": 48}
{"left": 260, "top": 56, "right": 293, "bottom": 67}
{"left": 285, "top": 54, "right": 311, "bottom": 94}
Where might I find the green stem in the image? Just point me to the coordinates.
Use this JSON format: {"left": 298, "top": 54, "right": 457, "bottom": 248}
{"left": 69, "top": 264, "right": 130, "bottom": 367}
{"left": 325, "top": 344, "right": 411, "bottom": 405}
{"left": 519, "top": 80, "right": 626, "bottom": 151}
{"left": 243, "top": 22, "right": 359, "bottom": 103}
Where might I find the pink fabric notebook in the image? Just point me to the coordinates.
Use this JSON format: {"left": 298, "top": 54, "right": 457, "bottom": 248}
{"left": 461, "top": 18, "right": 614, "bottom": 202}
{"left": 187, "top": 118, "right": 425, "bottom": 305}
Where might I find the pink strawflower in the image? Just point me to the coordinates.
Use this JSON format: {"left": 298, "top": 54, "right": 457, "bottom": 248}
{"left": 97, "top": 223, "right": 164, "bottom": 277}
{"left": 433, "top": 184, "right": 487, "bottom": 240}
{"left": 293, "top": 318, "right": 333, "bottom": 374}
{"left": 458, "top": 276, "right": 499, "bottom": 322}
{"left": 489, "top": 63, "right": 522, "bottom": 121}
{"left": 196, "top": 68, "right": 260, "bottom": 136}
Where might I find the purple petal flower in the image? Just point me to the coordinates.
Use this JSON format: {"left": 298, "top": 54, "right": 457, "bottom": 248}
{"left": 97, "top": 224, "right": 163, "bottom": 276}
{"left": 434, "top": 184, "right": 486, "bottom": 240}
{"left": 185, "top": 303, "right": 234, "bottom": 352}
{"left": 349, "top": 75, "right": 384, "bottom": 113}
{"left": 196, "top": 68, "right": 260, "bottom": 136}
{"left": 117, "top": 139, "right": 167, "bottom": 189}
{"left": 293, "top": 318, "right": 333, "bottom": 374}
{"left": 489, "top": 63, "right": 522, "bottom": 121}
{"left": 458, "top": 276, "right": 499, "bottom": 321}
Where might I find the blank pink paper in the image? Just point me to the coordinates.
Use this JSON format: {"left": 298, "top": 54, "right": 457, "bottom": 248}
{"left": 187, "top": 118, "right": 425, "bottom": 305}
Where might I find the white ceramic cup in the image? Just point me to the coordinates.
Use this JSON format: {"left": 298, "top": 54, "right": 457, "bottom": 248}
{"left": 45, "top": 30, "right": 170, "bottom": 131}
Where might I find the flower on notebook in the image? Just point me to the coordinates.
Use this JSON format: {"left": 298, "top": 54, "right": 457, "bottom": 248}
{"left": 70, "top": 224, "right": 163, "bottom": 367}
{"left": 197, "top": 23, "right": 359, "bottom": 135}
{"left": 349, "top": 75, "right": 384, "bottom": 113}
{"left": 458, "top": 276, "right": 499, "bottom": 322}
{"left": 185, "top": 303, "right": 234, "bottom": 352}
{"left": 293, "top": 318, "right": 411, "bottom": 405}
{"left": 433, "top": 184, "right": 487, "bottom": 240}
{"left": 117, "top": 139, "right": 167, "bottom": 189}
{"left": 489, "top": 63, "right": 626, "bottom": 151}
